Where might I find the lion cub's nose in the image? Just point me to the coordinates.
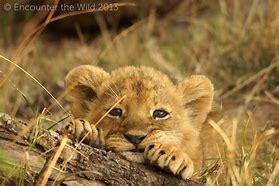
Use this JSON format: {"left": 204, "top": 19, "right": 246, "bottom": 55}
{"left": 124, "top": 133, "right": 146, "bottom": 144}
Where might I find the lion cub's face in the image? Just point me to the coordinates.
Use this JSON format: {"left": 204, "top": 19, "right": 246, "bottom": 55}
{"left": 65, "top": 65, "right": 213, "bottom": 162}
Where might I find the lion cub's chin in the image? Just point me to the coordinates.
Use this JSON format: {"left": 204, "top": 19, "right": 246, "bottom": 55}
{"left": 119, "top": 152, "right": 145, "bottom": 163}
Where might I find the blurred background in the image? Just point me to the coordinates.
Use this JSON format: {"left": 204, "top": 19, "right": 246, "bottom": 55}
{"left": 0, "top": 0, "right": 278, "bottom": 184}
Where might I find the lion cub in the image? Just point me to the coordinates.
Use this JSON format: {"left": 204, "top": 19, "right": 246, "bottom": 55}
{"left": 64, "top": 65, "right": 219, "bottom": 180}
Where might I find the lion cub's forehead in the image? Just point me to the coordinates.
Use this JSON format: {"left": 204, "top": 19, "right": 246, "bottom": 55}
{"left": 108, "top": 67, "right": 174, "bottom": 91}
{"left": 97, "top": 66, "right": 178, "bottom": 105}
{"left": 112, "top": 66, "right": 173, "bottom": 85}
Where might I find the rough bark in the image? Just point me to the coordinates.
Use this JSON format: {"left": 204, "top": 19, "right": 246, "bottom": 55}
{"left": 0, "top": 114, "right": 200, "bottom": 186}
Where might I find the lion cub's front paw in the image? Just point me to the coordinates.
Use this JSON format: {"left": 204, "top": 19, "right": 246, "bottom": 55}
{"left": 144, "top": 144, "right": 194, "bottom": 180}
{"left": 64, "top": 119, "right": 105, "bottom": 147}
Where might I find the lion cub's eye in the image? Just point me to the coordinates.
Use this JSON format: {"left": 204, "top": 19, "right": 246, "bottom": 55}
{"left": 153, "top": 109, "right": 170, "bottom": 120}
{"left": 108, "top": 108, "right": 122, "bottom": 118}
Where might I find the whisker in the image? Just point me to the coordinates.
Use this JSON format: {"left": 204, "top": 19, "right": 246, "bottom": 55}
{"left": 109, "top": 85, "right": 119, "bottom": 99}
{"left": 106, "top": 83, "right": 119, "bottom": 99}
{"left": 112, "top": 82, "right": 121, "bottom": 95}
{"left": 104, "top": 84, "right": 118, "bottom": 100}
{"left": 105, "top": 91, "right": 117, "bottom": 99}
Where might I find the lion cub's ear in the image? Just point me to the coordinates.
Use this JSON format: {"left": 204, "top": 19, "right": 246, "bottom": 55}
{"left": 65, "top": 65, "right": 109, "bottom": 118}
{"left": 177, "top": 75, "right": 214, "bottom": 125}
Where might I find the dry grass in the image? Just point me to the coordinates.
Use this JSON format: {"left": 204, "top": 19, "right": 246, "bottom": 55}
{"left": 0, "top": 0, "right": 278, "bottom": 185}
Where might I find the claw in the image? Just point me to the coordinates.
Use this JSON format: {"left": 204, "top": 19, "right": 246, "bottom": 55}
{"left": 63, "top": 119, "right": 105, "bottom": 147}
{"left": 144, "top": 143, "right": 194, "bottom": 180}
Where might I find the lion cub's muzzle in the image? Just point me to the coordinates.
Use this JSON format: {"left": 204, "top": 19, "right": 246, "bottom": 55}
{"left": 124, "top": 133, "right": 146, "bottom": 144}
{"left": 124, "top": 130, "right": 147, "bottom": 148}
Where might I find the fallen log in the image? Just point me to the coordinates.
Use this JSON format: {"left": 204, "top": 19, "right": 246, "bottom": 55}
{"left": 0, "top": 114, "right": 200, "bottom": 186}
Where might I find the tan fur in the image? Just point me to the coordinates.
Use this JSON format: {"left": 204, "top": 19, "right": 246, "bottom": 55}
{"left": 64, "top": 65, "right": 223, "bottom": 180}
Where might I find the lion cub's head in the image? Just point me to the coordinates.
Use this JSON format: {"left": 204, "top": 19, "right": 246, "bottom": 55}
{"left": 65, "top": 65, "right": 213, "bottom": 162}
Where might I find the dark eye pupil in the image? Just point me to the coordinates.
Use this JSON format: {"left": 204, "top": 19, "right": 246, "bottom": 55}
{"left": 153, "top": 110, "right": 168, "bottom": 119}
{"left": 109, "top": 108, "right": 122, "bottom": 117}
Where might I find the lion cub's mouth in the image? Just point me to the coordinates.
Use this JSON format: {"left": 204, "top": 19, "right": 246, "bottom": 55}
{"left": 130, "top": 148, "right": 144, "bottom": 153}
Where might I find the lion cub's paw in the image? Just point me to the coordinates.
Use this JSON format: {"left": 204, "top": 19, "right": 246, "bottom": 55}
{"left": 64, "top": 119, "right": 105, "bottom": 147}
{"left": 144, "top": 143, "right": 194, "bottom": 180}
